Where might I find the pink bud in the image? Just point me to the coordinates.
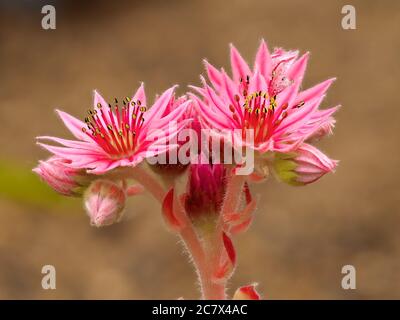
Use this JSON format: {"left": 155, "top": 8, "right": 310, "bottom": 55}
{"left": 233, "top": 284, "right": 261, "bottom": 300}
{"left": 33, "top": 156, "right": 90, "bottom": 196}
{"left": 84, "top": 180, "right": 126, "bottom": 227}
{"left": 273, "top": 143, "right": 338, "bottom": 186}
{"left": 184, "top": 161, "right": 226, "bottom": 218}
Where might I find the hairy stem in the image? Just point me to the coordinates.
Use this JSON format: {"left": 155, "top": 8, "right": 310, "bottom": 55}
{"left": 172, "top": 187, "right": 227, "bottom": 299}
{"left": 180, "top": 227, "right": 227, "bottom": 299}
{"left": 130, "top": 165, "right": 166, "bottom": 202}
{"left": 123, "top": 165, "right": 229, "bottom": 299}
{"left": 211, "top": 172, "right": 245, "bottom": 273}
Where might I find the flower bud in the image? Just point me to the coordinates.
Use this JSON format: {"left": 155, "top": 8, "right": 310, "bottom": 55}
{"left": 33, "top": 156, "right": 91, "bottom": 196}
{"left": 273, "top": 143, "right": 337, "bottom": 186}
{"left": 233, "top": 284, "right": 260, "bottom": 300}
{"left": 84, "top": 179, "right": 126, "bottom": 227}
{"left": 184, "top": 161, "right": 226, "bottom": 219}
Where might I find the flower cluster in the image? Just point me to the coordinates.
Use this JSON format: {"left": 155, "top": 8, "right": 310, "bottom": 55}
{"left": 34, "top": 40, "right": 339, "bottom": 299}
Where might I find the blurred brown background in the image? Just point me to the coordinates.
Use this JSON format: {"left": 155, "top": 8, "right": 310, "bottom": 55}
{"left": 0, "top": 0, "right": 399, "bottom": 299}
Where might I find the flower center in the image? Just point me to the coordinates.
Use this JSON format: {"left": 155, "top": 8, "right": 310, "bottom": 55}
{"left": 240, "top": 90, "right": 285, "bottom": 144}
{"left": 228, "top": 75, "right": 303, "bottom": 146}
{"left": 81, "top": 97, "right": 146, "bottom": 159}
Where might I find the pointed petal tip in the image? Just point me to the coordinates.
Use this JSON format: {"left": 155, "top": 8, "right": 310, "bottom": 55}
{"left": 36, "top": 135, "right": 53, "bottom": 140}
{"left": 166, "top": 84, "right": 179, "bottom": 93}
{"left": 203, "top": 59, "right": 218, "bottom": 72}
{"left": 229, "top": 43, "right": 240, "bottom": 54}
{"left": 55, "top": 108, "right": 76, "bottom": 122}
{"left": 332, "top": 159, "right": 340, "bottom": 170}
{"left": 328, "top": 104, "right": 342, "bottom": 113}
{"left": 188, "top": 84, "right": 201, "bottom": 92}
{"left": 32, "top": 167, "right": 40, "bottom": 174}
{"left": 258, "top": 38, "right": 268, "bottom": 48}
{"left": 36, "top": 142, "right": 48, "bottom": 151}
{"left": 199, "top": 75, "right": 207, "bottom": 86}
{"left": 323, "top": 77, "right": 337, "bottom": 86}
{"left": 298, "top": 51, "right": 310, "bottom": 63}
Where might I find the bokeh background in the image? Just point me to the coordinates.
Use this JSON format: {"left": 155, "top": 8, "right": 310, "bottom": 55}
{"left": 0, "top": 0, "right": 399, "bottom": 299}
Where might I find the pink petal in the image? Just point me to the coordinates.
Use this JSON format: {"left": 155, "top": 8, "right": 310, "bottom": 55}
{"left": 37, "top": 143, "right": 102, "bottom": 156}
{"left": 221, "top": 70, "right": 242, "bottom": 115}
{"left": 204, "top": 60, "right": 223, "bottom": 90}
{"left": 132, "top": 82, "right": 146, "bottom": 106}
{"left": 143, "top": 86, "right": 177, "bottom": 128}
{"left": 204, "top": 84, "right": 236, "bottom": 126}
{"left": 146, "top": 100, "right": 192, "bottom": 131}
{"left": 297, "top": 143, "right": 337, "bottom": 171}
{"left": 230, "top": 44, "right": 252, "bottom": 83}
{"left": 295, "top": 78, "right": 336, "bottom": 104}
{"left": 56, "top": 109, "right": 91, "bottom": 142}
{"left": 190, "top": 94, "right": 233, "bottom": 130}
{"left": 93, "top": 90, "right": 112, "bottom": 125}
{"left": 37, "top": 136, "right": 103, "bottom": 152}
{"left": 274, "top": 95, "right": 324, "bottom": 136}
{"left": 287, "top": 52, "right": 309, "bottom": 83}
{"left": 86, "top": 159, "right": 121, "bottom": 174}
{"left": 254, "top": 39, "right": 272, "bottom": 79}
{"left": 248, "top": 68, "right": 268, "bottom": 93}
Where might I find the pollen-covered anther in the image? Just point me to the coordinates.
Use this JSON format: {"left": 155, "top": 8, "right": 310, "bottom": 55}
{"left": 296, "top": 100, "right": 305, "bottom": 108}
{"left": 238, "top": 90, "right": 284, "bottom": 144}
{"left": 274, "top": 111, "right": 288, "bottom": 127}
{"left": 79, "top": 96, "right": 148, "bottom": 159}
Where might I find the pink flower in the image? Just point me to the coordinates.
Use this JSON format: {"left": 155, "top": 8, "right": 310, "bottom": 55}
{"left": 272, "top": 143, "right": 338, "bottom": 185}
{"left": 37, "top": 84, "right": 190, "bottom": 174}
{"left": 33, "top": 156, "right": 91, "bottom": 196}
{"left": 191, "top": 40, "right": 339, "bottom": 154}
{"left": 84, "top": 179, "right": 126, "bottom": 227}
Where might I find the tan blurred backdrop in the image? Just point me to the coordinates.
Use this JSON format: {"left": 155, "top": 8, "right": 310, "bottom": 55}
{"left": 0, "top": 0, "right": 399, "bottom": 299}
